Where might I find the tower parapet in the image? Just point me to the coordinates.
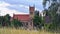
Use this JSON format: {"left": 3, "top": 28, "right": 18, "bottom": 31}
{"left": 29, "top": 6, "right": 35, "bottom": 18}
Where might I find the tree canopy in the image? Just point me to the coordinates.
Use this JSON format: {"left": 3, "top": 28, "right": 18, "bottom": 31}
{"left": 43, "top": 0, "right": 60, "bottom": 31}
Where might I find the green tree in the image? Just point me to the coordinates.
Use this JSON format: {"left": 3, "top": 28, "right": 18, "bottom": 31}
{"left": 11, "top": 19, "right": 23, "bottom": 29}
{"left": 43, "top": 0, "right": 60, "bottom": 31}
{"left": 33, "top": 15, "right": 43, "bottom": 29}
{"left": 0, "top": 16, "right": 4, "bottom": 27}
{"left": 3, "top": 14, "right": 11, "bottom": 27}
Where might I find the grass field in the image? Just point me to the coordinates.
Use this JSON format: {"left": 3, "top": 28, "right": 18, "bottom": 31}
{"left": 0, "top": 28, "right": 60, "bottom": 34}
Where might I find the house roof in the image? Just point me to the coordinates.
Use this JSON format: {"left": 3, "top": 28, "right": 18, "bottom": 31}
{"left": 13, "top": 14, "right": 30, "bottom": 22}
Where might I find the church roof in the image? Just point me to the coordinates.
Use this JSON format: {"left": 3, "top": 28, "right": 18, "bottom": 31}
{"left": 13, "top": 14, "right": 30, "bottom": 22}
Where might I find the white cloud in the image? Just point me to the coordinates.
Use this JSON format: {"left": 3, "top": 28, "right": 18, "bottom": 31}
{"left": 19, "top": 4, "right": 42, "bottom": 12}
{"left": 35, "top": 8, "right": 42, "bottom": 12}
{"left": 0, "top": 1, "right": 28, "bottom": 17}
{"left": 19, "top": 4, "right": 29, "bottom": 9}
{"left": 0, "top": 1, "right": 42, "bottom": 17}
{"left": 0, "top": 8, "right": 28, "bottom": 17}
{"left": 0, "top": 1, "right": 11, "bottom": 7}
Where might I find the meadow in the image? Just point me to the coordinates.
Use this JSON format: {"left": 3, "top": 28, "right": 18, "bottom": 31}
{"left": 0, "top": 27, "right": 60, "bottom": 34}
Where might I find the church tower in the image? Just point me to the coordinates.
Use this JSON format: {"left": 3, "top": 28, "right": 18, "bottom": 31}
{"left": 28, "top": 6, "right": 35, "bottom": 29}
{"left": 29, "top": 6, "right": 35, "bottom": 18}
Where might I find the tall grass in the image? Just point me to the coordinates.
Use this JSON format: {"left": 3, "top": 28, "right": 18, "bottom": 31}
{"left": 0, "top": 27, "right": 60, "bottom": 34}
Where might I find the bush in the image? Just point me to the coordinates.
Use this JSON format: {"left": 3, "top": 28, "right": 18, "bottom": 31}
{"left": 11, "top": 19, "right": 23, "bottom": 29}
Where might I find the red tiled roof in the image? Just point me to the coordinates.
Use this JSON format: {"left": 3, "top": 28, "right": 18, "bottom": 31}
{"left": 13, "top": 14, "right": 30, "bottom": 22}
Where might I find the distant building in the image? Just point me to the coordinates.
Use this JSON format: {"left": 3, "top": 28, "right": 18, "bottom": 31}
{"left": 13, "top": 6, "right": 35, "bottom": 29}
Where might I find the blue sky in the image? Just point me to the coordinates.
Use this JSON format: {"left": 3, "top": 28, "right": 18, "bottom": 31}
{"left": 0, "top": 0, "right": 44, "bottom": 17}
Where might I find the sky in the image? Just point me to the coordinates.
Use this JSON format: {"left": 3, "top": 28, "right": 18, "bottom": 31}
{"left": 0, "top": 0, "right": 44, "bottom": 17}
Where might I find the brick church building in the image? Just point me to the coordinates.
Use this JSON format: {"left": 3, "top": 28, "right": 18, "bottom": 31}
{"left": 13, "top": 6, "right": 35, "bottom": 29}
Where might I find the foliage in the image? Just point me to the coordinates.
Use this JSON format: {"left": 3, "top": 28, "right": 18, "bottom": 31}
{"left": 0, "top": 14, "right": 23, "bottom": 28}
{"left": 0, "top": 14, "right": 11, "bottom": 27}
{"left": 0, "top": 16, "right": 4, "bottom": 27}
{"left": 11, "top": 19, "right": 23, "bottom": 28}
{"left": 4, "top": 14, "right": 11, "bottom": 26}
{"left": 33, "top": 14, "right": 43, "bottom": 29}
{"left": 43, "top": 0, "right": 58, "bottom": 8}
{"left": 42, "top": 0, "right": 60, "bottom": 31}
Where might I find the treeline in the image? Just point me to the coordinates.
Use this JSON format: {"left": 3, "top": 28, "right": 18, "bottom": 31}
{"left": 0, "top": 14, "right": 22, "bottom": 29}
{"left": 33, "top": 10, "right": 60, "bottom": 32}
{"left": 37, "top": 0, "right": 60, "bottom": 31}
{"left": 0, "top": 11, "right": 60, "bottom": 32}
